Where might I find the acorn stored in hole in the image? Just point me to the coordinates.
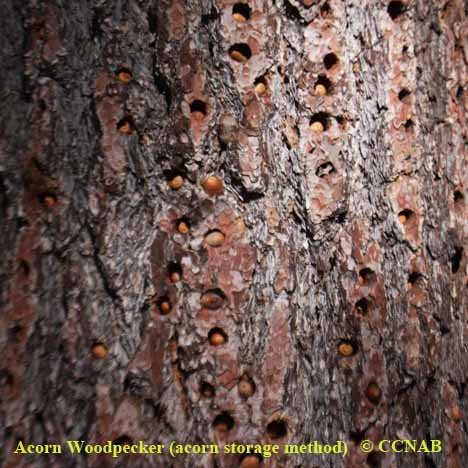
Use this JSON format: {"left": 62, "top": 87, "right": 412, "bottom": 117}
{"left": 209, "top": 329, "right": 226, "bottom": 346}
{"left": 310, "top": 121, "right": 324, "bottom": 132}
{"left": 170, "top": 271, "right": 181, "bottom": 283}
{"left": 241, "top": 455, "right": 261, "bottom": 468}
{"left": 118, "top": 120, "right": 133, "bottom": 134}
{"left": 365, "top": 382, "right": 382, "bottom": 404}
{"left": 159, "top": 299, "right": 171, "bottom": 315}
{"left": 204, "top": 230, "right": 225, "bottom": 247}
{"left": 203, "top": 176, "right": 223, "bottom": 195}
{"left": 168, "top": 175, "right": 184, "bottom": 190}
{"left": 200, "top": 291, "right": 224, "bottom": 310}
{"left": 177, "top": 221, "right": 190, "bottom": 234}
{"left": 233, "top": 12, "right": 247, "bottom": 22}
{"left": 238, "top": 375, "right": 255, "bottom": 398}
{"left": 314, "top": 84, "right": 327, "bottom": 96}
{"left": 338, "top": 341, "right": 355, "bottom": 357}
{"left": 255, "top": 81, "right": 267, "bottom": 95}
{"left": 117, "top": 70, "right": 132, "bottom": 83}
{"left": 91, "top": 343, "right": 108, "bottom": 359}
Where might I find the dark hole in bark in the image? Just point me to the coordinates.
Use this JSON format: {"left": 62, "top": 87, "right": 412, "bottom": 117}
{"left": 266, "top": 419, "right": 288, "bottom": 439}
{"left": 8, "top": 323, "right": 23, "bottom": 342}
{"left": 355, "top": 298, "right": 371, "bottom": 315}
{"left": 113, "top": 435, "right": 133, "bottom": 446}
{"left": 168, "top": 261, "right": 182, "bottom": 282}
{"left": 200, "top": 381, "right": 215, "bottom": 398}
{"left": 315, "top": 74, "right": 333, "bottom": 93}
{"left": 0, "top": 369, "right": 13, "bottom": 387}
{"left": 358, "top": 268, "right": 376, "bottom": 285}
{"left": 316, "top": 161, "right": 336, "bottom": 178}
{"left": 408, "top": 272, "right": 422, "bottom": 287}
{"left": 323, "top": 52, "right": 339, "bottom": 70}
{"left": 38, "top": 192, "right": 57, "bottom": 207}
{"left": 321, "top": 2, "right": 331, "bottom": 16}
{"left": 387, "top": 1, "right": 405, "bottom": 20}
{"left": 116, "top": 67, "right": 132, "bottom": 80}
{"left": 19, "top": 259, "right": 30, "bottom": 277}
{"left": 208, "top": 327, "right": 228, "bottom": 345}
{"left": 310, "top": 112, "right": 331, "bottom": 130}
{"left": 404, "top": 119, "right": 414, "bottom": 130}
{"left": 451, "top": 247, "right": 463, "bottom": 273}
{"left": 117, "top": 117, "right": 134, "bottom": 133}
{"left": 201, "top": 7, "right": 219, "bottom": 25}
{"left": 284, "top": 0, "right": 303, "bottom": 20}
{"left": 190, "top": 100, "right": 207, "bottom": 116}
{"left": 454, "top": 190, "right": 464, "bottom": 204}
{"left": 148, "top": 8, "right": 158, "bottom": 33}
{"left": 156, "top": 295, "right": 172, "bottom": 315}
{"left": 456, "top": 86, "right": 464, "bottom": 99}
{"left": 366, "top": 451, "right": 382, "bottom": 468}
{"left": 350, "top": 430, "right": 366, "bottom": 444}
{"left": 213, "top": 412, "right": 234, "bottom": 431}
{"left": 229, "top": 43, "right": 252, "bottom": 62}
{"left": 398, "top": 88, "right": 411, "bottom": 101}
{"left": 164, "top": 168, "right": 186, "bottom": 181}
{"left": 232, "top": 3, "right": 251, "bottom": 20}
{"left": 153, "top": 72, "right": 172, "bottom": 110}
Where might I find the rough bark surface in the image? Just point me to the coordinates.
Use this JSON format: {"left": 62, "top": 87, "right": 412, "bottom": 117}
{"left": 0, "top": 0, "right": 467, "bottom": 467}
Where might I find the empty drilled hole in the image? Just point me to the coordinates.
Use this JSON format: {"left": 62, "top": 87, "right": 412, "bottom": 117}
{"left": 404, "top": 119, "right": 414, "bottom": 130}
{"left": 451, "top": 247, "right": 463, "bottom": 274}
{"left": 232, "top": 3, "right": 251, "bottom": 21}
{"left": 398, "top": 88, "right": 411, "bottom": 102}
{"left": 200, "top": 289, "right": 226, "bottom": 309}
{"left": 387, "top": 1, "right": 405, "bottom": 20}
{"left": 321, "top": 2, "right": 331, "bottom": 16}
{"left": 116, "top": 67, "right": 132, "bottom": 83}
{"left": 168, "top": 262, "right": 182, "bottom": 283}
{"left": 229, "top": 43, "right": 252, "bottom": 62}
{"left": 176, "top": 217, "right": 190, "bottom": 234}
{"left": 0, "top": 369, "right": 13, "bottom": 387}
{"left": 208, "top": 327, "right": 228, "bottom": 346}
{"left": 266, "top": 419, "right": 288, "bottom": 439}
{"left": 456, "top": 86, "right": 464, "bottom": 99}
{"left": 315, "top": 162, "right": 336, "bottom": 178}
{"left": 113, "top": 435, "right": 133, "bottom": 446}
{"left": 240, "top": 454, "right": 262, "bottom": 468}
{"left": 19, "top": 259, "right": 30, "bottom": 277}
{"left": 358, "top": 268, "right": 376, "bottom": 285}
{"left": 398, "top": 209, "right": 414, "bottom": 224}
{"left": 213, "top": 412, "right": 234, "bottom": 432}
{"left": 310, "top": 112, "right": 331, "bottom": 132}
{"left": 117, "top": 117, "right": 134, "bottom": 134}
{"left": 454, "top": 190, "right": 464, "bottom": 205}
{"left": 156, "top": 295, "right": 172, "bottom": 315}
{"left": 200, "top": 381, "right": 215, "bottom": 398}
{"left": 323, "top": 52, "right": 339, "bottom": 70}
{"left": 407, "top": 272, "right": 422, "bottom": 288}
{"left": 190, "top": 100, "right": 207, "bottom": 120}
{"left": 314, "top": 75, "right": 332, "bottom": 95}
{"left": 355, "top": 298, "right": 371, "bottom": 316}
{"left": 366, "top": 451, "right": 382, "bottom": 468}
{"left": 338, "top": 340, "right": 357, "bottom": 357}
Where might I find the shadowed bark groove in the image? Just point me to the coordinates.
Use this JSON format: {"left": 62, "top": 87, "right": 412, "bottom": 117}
{"left": 0, "top": 1, "right": 466, "bottom": 467}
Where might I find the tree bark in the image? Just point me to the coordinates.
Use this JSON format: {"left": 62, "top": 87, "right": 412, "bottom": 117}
{"left": 0, "top": 0, "right": 467, "bottom": 467}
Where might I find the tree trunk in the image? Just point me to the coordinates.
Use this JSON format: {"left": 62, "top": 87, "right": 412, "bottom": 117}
{"left": 1, "top": 0, "right": 466, "bottom": 467}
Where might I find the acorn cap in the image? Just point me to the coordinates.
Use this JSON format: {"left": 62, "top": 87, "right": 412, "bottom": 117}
{"left": 310, "top": 121, "right": 324, "bottom": 132}
{"left": 314, "top": 84, "right": 327, "bottom": 96}
{"left": 204, "top": 230, "right": 225, "bottom": 247}
{"left": 203, "top": 176, "right": 223, "bottom": 195}
{"left": 168, "top": 175, "right": 184, "bottom": 190}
